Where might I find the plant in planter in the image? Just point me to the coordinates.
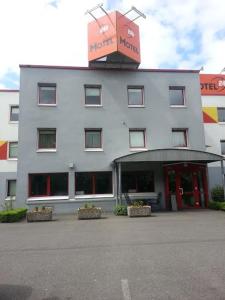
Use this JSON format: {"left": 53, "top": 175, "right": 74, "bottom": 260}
{"left": 127, "top": 200, "right": 151, "bottom": 217}
{"left": 77, "top": 203, "right": 102, "bottom": 220}
{"left": 26, "top": 206, "right": 53, "bottom": 222}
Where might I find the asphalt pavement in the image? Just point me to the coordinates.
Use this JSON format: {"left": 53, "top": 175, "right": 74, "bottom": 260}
{"left": 0, "top": 210, "right": 225, "bottom": 300}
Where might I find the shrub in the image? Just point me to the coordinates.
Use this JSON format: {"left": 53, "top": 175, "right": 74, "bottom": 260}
{"left": 211, "top": 186, "right": 224, "bottom": 202}
{"left": 113, "top": 205, "right": 127, "bottom": 216}
{"left": 0, "top": 208, "right": 27, "bottom": 223}
{"left": 132, "top": 200, "right": 144, "bottom": 207}
{"left": 83, "top": 203, "right": 95, "bottom": 209}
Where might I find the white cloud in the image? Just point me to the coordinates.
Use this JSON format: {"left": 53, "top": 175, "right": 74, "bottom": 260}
{"left": 0, "top": 0, "right": 225, "bottom": 87}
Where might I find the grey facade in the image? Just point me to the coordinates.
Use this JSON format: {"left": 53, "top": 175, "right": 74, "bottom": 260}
{"left": 17, "top": 65, "right": 209, "bottom": 212}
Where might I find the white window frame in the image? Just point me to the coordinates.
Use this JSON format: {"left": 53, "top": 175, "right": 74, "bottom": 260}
{"left": 38, "top": 83, "right": 57, "bottom": 107}
{"left": 37, "top": 128, "right": 57, "bottom": 152}
{"left": 84, "top": 85, "right": 102, "bottom": 107}
{"left": 128, "top": 86, "right": 145, "bottom": 107}
{"left": 7, "top": 141, "right": 18, "bottom": 160}
{"left": 129, "top": 129, "right": 146, "bottom": 151}
{"left": 9, "top": 105, "right": 19, "bottom": 123}
{"left": 172, "top": 128, "right": 189, "bottom": 148}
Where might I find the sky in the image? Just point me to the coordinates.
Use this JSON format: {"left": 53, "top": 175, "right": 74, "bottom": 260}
{"left": 0, "top": 0, "right": 225, "bottom": 89}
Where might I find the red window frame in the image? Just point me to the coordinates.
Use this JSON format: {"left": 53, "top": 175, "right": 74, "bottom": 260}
{"left": 129, "top": 129, "right": 146, "bottom": 148}
{"left": 38, "top": 83, "right": 56, "bottom": 105}
{"left": 75, "top": 172, "right": 112, "bottom": 195}
{"left": 29, "top": 173, "right": 68, "bottom": 197}
{"left": 172, "top": 128, "right": 188, "bottom": 147}
{"left": 127, "top": 86, "right": 144, "bottom": 106}
{"left": 85, "top": 128, "right": 102, "bottom": 149}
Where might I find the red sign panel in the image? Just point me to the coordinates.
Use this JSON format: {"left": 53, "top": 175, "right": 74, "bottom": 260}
{"left": 200, "top": 74, "right": 225, "bottom": 95}
{"left": 88, "top": 11, "right": 140, "bottom": 63}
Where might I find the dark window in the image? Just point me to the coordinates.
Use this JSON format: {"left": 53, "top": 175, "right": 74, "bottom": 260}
{"left": 169, "top": 86, "right": 185, "bottom": 106}
{"left": 29, "top": 173, "right": 68, "bottom": 197}
{"left": 7, "top": 180, "right": 16, "bottom": 197}
{"left": 172, "top": 129, "right": 188, "bottom": 147}
{"left": 38, "top": 84, "right": 56, "bottom": 105}
{"left": 38, "top": 129, "right": 56, "bottom": 149}
{"left": 8, "top": 142, "right": 18, "bottom": 158}
{"left": 75, "top": 172, "right": 112, "bottom": 195}
{"left": 122, "top": 171, "right": 155, "bottom": 193}
{"left": 85, "top": 129, "right": 102, "bottom": 148}
{"left": 221, "top": 140, "right": 225, "bottom": 155}
{"left": 10, "top": 106, "right": 19, "bottom": 121}
{"left": 128, "top": 87, "right": 144, "bottom": 106}
{"left": 129, "top": 129, "right": 145, "bottom": 148}
{"left": 218, "top": 108, "right": 225, "bottom": 122}
{"left": 85, "top": 86, "right": 101, "bottom": 105}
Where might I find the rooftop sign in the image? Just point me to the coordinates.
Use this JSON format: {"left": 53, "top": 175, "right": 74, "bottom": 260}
{"left": 200, "top": 74, "right": 225, "bottom": 95}
{"left": 88, "top": 11, "right": 141, "bottom": 66}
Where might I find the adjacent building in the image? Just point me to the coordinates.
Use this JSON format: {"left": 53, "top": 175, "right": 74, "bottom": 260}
{"left": 0, "top": 90, "right": 19, "bottom": 208}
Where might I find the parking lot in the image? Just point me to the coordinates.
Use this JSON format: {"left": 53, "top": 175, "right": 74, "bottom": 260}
{"left": 0, "top": 210, "right": 225, "bottom": 300}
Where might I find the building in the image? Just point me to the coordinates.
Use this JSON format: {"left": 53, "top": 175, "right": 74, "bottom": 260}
{"left": 15, "top": 65, "right": 223, "bottom": 213}
{"left": 201, "top": 74, "right": 225, "bottom": 190}
{"left": 0, "top": 90, "right": 19, "bottom": 208}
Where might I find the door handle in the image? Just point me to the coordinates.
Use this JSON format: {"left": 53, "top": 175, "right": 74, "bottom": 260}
{"left": 179, "top": 188, "right": 183, "bottom": 195}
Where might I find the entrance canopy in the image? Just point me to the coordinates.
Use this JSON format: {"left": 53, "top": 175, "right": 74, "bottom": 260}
{"left": 114, "top": 148, "right": 224, "bottom": 163}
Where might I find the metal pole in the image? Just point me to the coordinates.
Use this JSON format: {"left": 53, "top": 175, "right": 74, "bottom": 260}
{"left": 118, "top": 162, "right": 122, "bottom": 205}
{"left": 221, "top": 160, "right": 225, "bottom": 199}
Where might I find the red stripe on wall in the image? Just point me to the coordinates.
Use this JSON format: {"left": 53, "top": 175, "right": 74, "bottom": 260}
{"left": 0, "top": 143, "right": 7, "bottom": 160}
{"left": 203, "top": 112, "right": 217, "bottom": 123}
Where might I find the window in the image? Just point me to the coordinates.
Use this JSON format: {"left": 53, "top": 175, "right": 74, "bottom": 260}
{"left": 38, "top": 129, "right": 56, "bottom": 150}
{"left": 7, "top": 180, "right": 16, "bottom": 197}
{"left": 169, "top": 86, "right": 185, "bottom": 106}
{"left": 38, "top": 84, "right": 56, "bottom": 105}
{"left": 129, "top": 129, "right": 146, "bottom": 149}
{"left": 29, "top": 173, "right": 68, "bottom": 197}
{"left": 85, "top": 129, "right": 102, "bottom": 149}
{"left": 172, "top": 129, "right": 188, "bottom": 147}
{"left": 128, "top": 87, "right": 144, "bottom": 106}
{"left": 122, "top": 171, "right": 154, "bottom": 193}
{"left": 75, "top": 172, "right": 112, "bottom": 195}
{"left": 221, "top": 140, "right": 225, "bottom": 155}
{"left": 8, "top": 142, "right": 18, "bottom": 158}
{"left": 85, "top": 85, "right": 101, "bottom": 105}
{"left": 218, "top": 108, "right": 225, "bottom": 122}
{"left": 10, "top": 106, "right": 19, "bottom": 122}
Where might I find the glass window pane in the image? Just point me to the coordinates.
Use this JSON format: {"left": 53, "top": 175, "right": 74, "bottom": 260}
{"left": 221, "top": 140, "right": 225, "bottom": 155}
{"left": 122, "top": 171, "right": 155, "bottom": 193}
{"left": 128, "top": 88, "right": 143, "bottom": 105}
{"left": 9, "top": 142, "right": 18, "bottom": 158}
{"left": 30, "top": 174, "right": 48, "bottom": 196}
{"left": 7, "top": 180, "right": 16, "bottom": 197}
{"left": 85, "top": 130, "right": 101, "bottom": 148}
{"left": 85, "top": 87, "right": 101, "bottom": 105}
{"left": 10, "top": 106, "right": 19, "bottom": 121}
{"left": 76, "top": 173, "right": 92, "bottom": 195}
{"left": 50, "top": 173, "right": 68, "bottom": 196}
{"left": 137, "top": 172, "right": 155, "bottom": 192}
{"left": 218, "top": 108, "right": 225, "bottom": 122}
{"left": 169, "top": 87, "right": 184, "bottom": 105}
{"left": 122, "top": 172, "right": 136, "bottom": 193}
{"left": 130, "top": 131, "right": 145, "bottom": 148}
{"left": 39, "top": 129, "right": 56, "bottom": 149}
{"left": 172, "top": 130, "right": 187, "bottom": 147}
{"left": 95, "top": 172, "right": 112, "bottom": 194}
{"left": 39, "top": 86, "right": 56, "bottom": 104}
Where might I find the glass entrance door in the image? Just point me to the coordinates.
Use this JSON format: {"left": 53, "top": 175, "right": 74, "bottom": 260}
{"left": 164, "top": 163, "right": 208, "bottom": 210}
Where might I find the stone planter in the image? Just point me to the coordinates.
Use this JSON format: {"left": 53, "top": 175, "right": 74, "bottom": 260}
{"left": 77, "top": 207, "right": 102, "bottom": 220}
{"left": 127, "top": 206, "right": 151, "bottom": 217}
{"left": 27, "top": 208, "right": 53, "bottom": 222}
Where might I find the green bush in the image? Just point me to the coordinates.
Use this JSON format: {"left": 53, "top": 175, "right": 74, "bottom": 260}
{"left": 211, "top": 186, "right": 224, "bottom": 202}
{"left": 0, "top": 208, "right": 27, "bottom": 223}
{"left": 113, "top": 205, "right": 127, "bottom": 216}
{"left": 208, "top": 201, "right": 225, "bottom": 210}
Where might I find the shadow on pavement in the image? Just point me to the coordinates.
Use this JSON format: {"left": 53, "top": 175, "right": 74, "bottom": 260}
{"left": 0, "top": 284, "right": 32, "bottom": 300}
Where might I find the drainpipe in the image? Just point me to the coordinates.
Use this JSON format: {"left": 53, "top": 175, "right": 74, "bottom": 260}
{"left": 68, "top": 163, "right": 75, "bottom": 200}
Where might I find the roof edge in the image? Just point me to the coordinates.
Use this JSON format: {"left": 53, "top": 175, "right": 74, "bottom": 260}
{"left": 0, "top": 89, "right": 19, "bottom": 92}
{"left": 19, "top": 64, "right": 200, "bottom": 73}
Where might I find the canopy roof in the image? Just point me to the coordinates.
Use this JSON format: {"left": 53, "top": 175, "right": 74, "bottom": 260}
{"left": 114, "top": 148, "right": 224, "bottom": 163}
